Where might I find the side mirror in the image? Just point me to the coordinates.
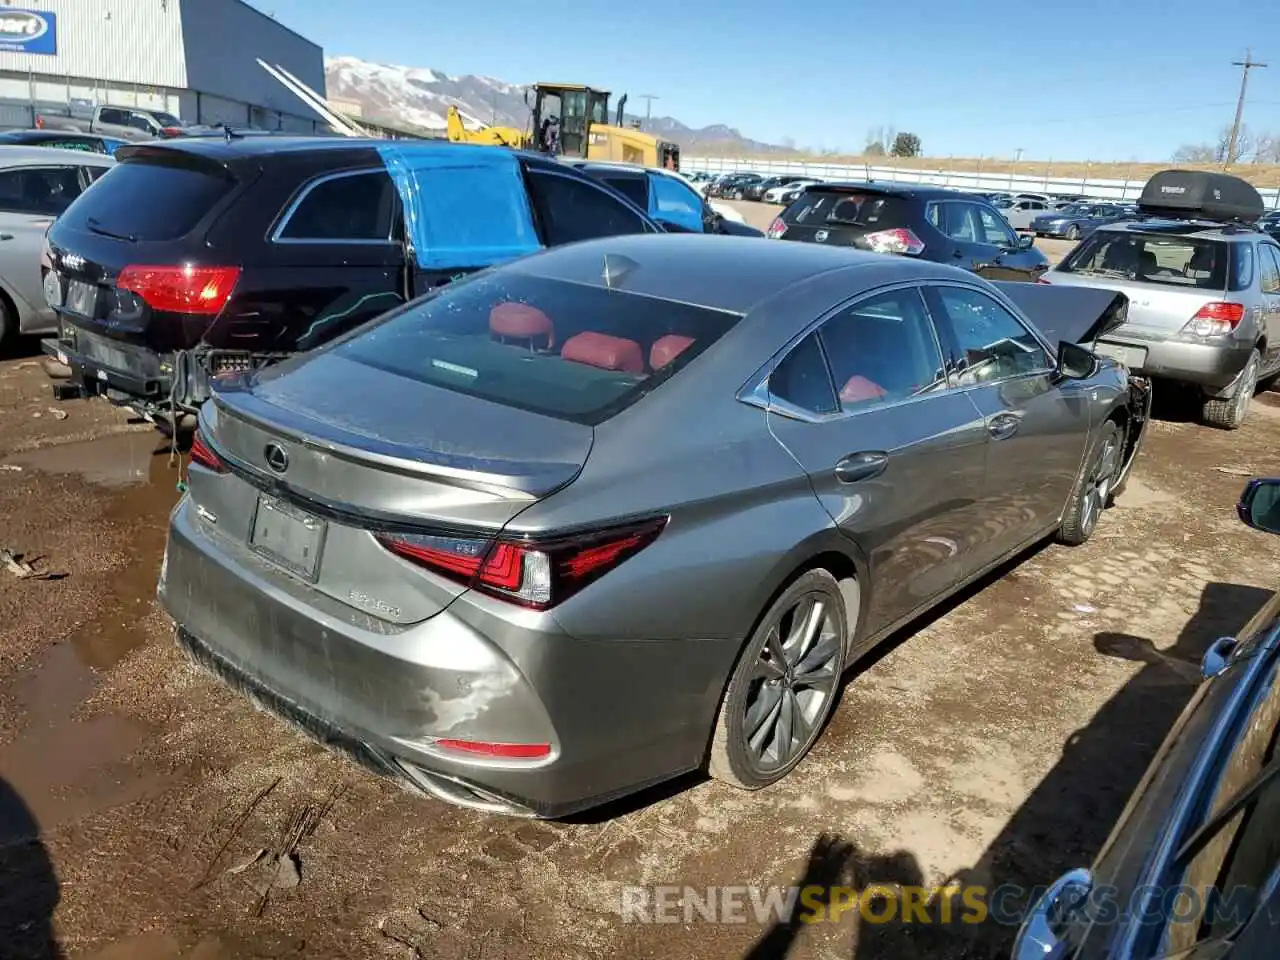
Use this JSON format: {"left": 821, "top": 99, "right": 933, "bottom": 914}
{"left": 1056, "top": 340, "right": 1097, "bottom": 380}
{"left": 1237, "top": 478, "right": 1280, "bottom": 534}
{"left": 1017, "top": 234, "right": 1036, "bottom": 251}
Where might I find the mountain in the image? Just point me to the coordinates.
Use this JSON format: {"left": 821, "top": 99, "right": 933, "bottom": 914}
{"left": 323, "top": 56, "right": 785, "bottom": 154}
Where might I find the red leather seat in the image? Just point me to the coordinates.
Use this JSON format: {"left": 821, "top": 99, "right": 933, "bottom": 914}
{"left": 650, "top": 335, "right": 695, "bottom": 369}
{"left": 839, "top": 375, "right": 887, "bottom": 404}
{"left": 490, "top": 302, "right": 554, "bottom": 350}
{"left": 561, "top": 332, "right": 645, "bottom": 374}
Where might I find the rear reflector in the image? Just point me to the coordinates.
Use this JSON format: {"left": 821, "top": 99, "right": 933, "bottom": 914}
{"left": 117, "top": 264, "right": 240, "bottom": 315}
{"left": 189, "top": 429, "right": 226, "bottom": 473}
{"left": 1035, "top": 277, "right": 1052, "bottom": 285}
{"left": 766, "top": 217, "right": 788, "bottom": 239}
{"left": 1182, "top": 301, "right": 1245, "bottom": 337}
{"left": 863, "top": 227, "right": 925, "bottom": 256}
{"left": 432, "top": 739, "right": 551, "bottom": 760}
{"left": 377, "top": 516, "right": 668, "bottom": 610}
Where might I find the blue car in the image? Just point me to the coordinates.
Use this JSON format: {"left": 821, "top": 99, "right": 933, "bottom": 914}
{"left": 1031, "top": 203, "right": 1133, "bottom": 241}
{"left": 1014, "top": 476, "right": 1280, "bottom": 959}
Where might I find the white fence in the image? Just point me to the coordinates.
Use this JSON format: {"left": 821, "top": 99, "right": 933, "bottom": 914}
{"left": 684, "top": 156, "right": 1280, "bottom": 208}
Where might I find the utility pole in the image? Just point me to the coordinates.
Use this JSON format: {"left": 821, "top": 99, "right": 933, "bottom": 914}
{"left": 1227, "top": 50, "right": 1267, "bottom": 167}
{"left": 638, "top": 94, "right": 658, "bottom": 130}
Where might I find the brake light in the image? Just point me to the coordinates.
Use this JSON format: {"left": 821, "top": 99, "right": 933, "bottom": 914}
{"left": 117, "top": 264, "right": 239, "bottom": 315}
{"left": 1182, "top": 302, "right": 1245, "bottom": 338}
{"left": 1036, "top": 277, "right": 1052, "bottom": 284}
{"left": 188, "top": 429, "right": 226, "bottom": 473}
{"left": 34, "top": 116, "right": 44, "bottom": 129}
{"left": 432, "top": 739, "right": 551, "bottom": 760}
{"left": 766, "top": 217, "right": 788, "bottom": 239}
{"left": 376, "top": 516, "right": 668, "bottom": 609}
{"left": 863, "top": 227, "right": 926, "bottom": 256}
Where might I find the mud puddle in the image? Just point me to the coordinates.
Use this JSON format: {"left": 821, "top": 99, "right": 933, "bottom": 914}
{"left": 0, "top": 430, "right": 182, "bottom": 839}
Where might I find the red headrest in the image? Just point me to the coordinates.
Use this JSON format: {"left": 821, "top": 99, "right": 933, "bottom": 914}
{"left": 650, "top": 334, "right": 695, "bottom": 369}
{"left": 490, "top": 302, "right": 554, "bottom": 348}
{"left": 839, "top": 375, "right": 887, "bottom": 404}
{"left": 561, "top": 332, "right": 645, "bottom": 374}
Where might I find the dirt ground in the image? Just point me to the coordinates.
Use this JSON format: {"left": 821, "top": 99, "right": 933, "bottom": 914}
{"left": 3, "top": 226, "right": 1280, "bottom": 960}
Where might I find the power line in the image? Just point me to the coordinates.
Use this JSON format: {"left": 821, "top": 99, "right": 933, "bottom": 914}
{"left": 1226, "top": 50, "right": 1267, "bottom": 167}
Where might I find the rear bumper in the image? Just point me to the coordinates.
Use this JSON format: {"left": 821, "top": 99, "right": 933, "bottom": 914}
{"left": 42, "top": 329, "right": 169, "bottom": 402}
{"left": 1096, "top": 332, "right": 1253, "bottom": 390}
{"left": 158, "top": 499, "right": 710, "bottom": 818}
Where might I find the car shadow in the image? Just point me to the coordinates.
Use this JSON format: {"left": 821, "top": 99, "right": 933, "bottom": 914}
{"left": 0, "top": 776, "right": 61, "bottom": 959}
{"left": 0, "top": 333, "right": 45, "bottom": 362}
{"left": 744, "top": 579, "right": 1272, "bottom": 960}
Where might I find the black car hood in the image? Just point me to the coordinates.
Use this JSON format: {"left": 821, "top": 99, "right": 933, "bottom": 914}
{"left": 993, "top": 282, "right": 1129, "bottom": 345}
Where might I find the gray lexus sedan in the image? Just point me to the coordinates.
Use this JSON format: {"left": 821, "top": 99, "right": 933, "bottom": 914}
{"left": 159, "top": 234, "right": 1149, "bottom": 817}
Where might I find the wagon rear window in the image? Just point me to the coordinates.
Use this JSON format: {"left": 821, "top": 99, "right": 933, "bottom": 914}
{"left": 335, "top": 272, "right": 740, "bottom": 425}
{"left": 1059, "top": 232, "right": 1230, "bottom": 290}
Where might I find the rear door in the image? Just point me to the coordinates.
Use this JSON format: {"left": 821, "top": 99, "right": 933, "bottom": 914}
{"left": 760, "top": 285, "right": 990, "bottom": 635}
{"left": 928, "top": 200, "right": 1014, "bottom": 277}
{"left": 0, "top": 164, "right": 86, "bottom": 332}
{"left": 924, "top": 282, "right": 1090, "bottom": 566}
{"left": 1255, "top": 243, "right": 1280, "bottom": 370}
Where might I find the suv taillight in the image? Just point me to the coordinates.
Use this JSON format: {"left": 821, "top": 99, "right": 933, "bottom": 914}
{"left": 1181, "top": 302, "right": 1244, "bottom": 338}
{"left": 117, "top": 264, "right": 240, "bottom": 315}
{"left": 766, "top": 217, "right": 788, "bottom": 239}
{"left": 863, "top": 227, "right": 926, "bottom": 256}
{"left": 377, "top": 517, "right": 668, "bottom": 610}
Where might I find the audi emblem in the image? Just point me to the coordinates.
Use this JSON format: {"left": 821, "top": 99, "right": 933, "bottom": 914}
{"left": 263, "top": 442, "right": 289, "bottom": 473}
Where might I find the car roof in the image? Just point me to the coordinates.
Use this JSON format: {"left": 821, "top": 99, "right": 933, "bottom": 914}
{"left": 0, "top": 145, "right": 115, "bottom": 165}
{"left": 114, "top": 135, "right": 508, "bottom": 164}
{"left": 804, "top": 181, "right": 970, "bottom": 201}
{"left": 505, "top": 233, "right": 955, "bottom": 314}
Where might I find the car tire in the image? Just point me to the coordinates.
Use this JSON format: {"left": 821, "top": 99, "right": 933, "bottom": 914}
{"left": 1202, "top": 348, "right": 1260, "bottom": 430}
{"left": 708, "top": 569, "right": 848, "bottom": 790}
{"left": 1066, "top": 225, "right": 1080, "bottom": 241}
{"left": 1057, "top": 419, "right": 1123, "bottom": 546}
{"left": 0, "top": 296, "right": 12, "bottom": 350}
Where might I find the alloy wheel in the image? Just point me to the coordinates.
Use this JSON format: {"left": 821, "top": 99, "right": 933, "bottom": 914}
{"left": 1080, "top": 432, "right": 1121, "bottom": 535}
{"left": 740, "top": 593, "right": 842, "bottom": 773}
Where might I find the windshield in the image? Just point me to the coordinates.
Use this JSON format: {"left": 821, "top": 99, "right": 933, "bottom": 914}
{"left": 333, "top": 272, "right": 740, "bottom": 426}
{"left": 1059, "top": 231, "right": 1230, "bottom": 290}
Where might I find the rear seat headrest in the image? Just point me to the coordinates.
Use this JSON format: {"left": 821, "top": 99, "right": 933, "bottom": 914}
{"left": 839, "top": 375, "right": 887, "bottom": 404}
{"left": 490, "top": 302, "right": 554, "bottom": 349}
{"left": 561, "top": 332, "right": 645, "bottom": 374}
{"left": 650, "top": 334, "right": 695, "bottom": 369}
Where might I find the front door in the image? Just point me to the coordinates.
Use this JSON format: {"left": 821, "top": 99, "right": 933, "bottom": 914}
{"left": 762, "top": 285, "right": 990, "bottom": 637}
{"left": 924, "top": 282, "right": 1092, "bottom": 568}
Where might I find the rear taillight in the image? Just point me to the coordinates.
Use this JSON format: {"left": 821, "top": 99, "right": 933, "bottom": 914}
{"left": 863, "top": 227, "right": 925, "bottom": 256}
{"left": 1036, "top": 277, "right": 1052, "bottom": 285}
{"left": 189, "top": 429, "right": 227, "bottom": 473}
{"left": 376, "top": 517, "right": 668, "bottom": 610}
{"left": 160, "top": 126, "right": 184, "bottom": 137}
{"left": 766, "top": 217, "right": 788, "bottom": 239}
{"left": 1181, "top": 302, "right": 1245, "bottom": 338}
{"left": 117, "top": 264, "right": 240, "bottom": 315}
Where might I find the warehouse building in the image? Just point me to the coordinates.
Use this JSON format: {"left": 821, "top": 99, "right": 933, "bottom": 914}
{"left": 0, "top": 0, "right": 328, "bottom": 132}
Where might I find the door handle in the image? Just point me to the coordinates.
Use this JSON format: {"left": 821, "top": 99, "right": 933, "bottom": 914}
{"left": 834, "top": 451, "right": 888, "bottom": 484}
{"left": 987, "top": 413, "right": 1022, "bottom": 440}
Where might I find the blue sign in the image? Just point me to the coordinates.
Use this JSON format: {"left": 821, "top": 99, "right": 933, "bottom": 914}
{"left": 0, "top": 9, "right": 56, "bottom": 55}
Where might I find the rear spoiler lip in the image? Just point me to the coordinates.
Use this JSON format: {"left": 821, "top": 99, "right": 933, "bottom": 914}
{"left": 991, "top": 281, "right": 1130, "bottom": 345}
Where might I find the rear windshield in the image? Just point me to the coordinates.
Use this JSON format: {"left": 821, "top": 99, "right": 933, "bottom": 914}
{"left": 59, "top": 159, "right": 233, "bottom": 242}
{"left": 782, "top": 190, "right": 912, "bottom": 228}
{"left": 1058, "top": 230, "right": 1230, "bottom": 290}
{"left": 333, "top": 272, "right": 740, "bottom": 426}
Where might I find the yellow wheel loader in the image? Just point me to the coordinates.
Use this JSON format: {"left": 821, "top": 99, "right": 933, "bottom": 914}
{"left": 447, "top": 83, "right": 680, "bottom": 170}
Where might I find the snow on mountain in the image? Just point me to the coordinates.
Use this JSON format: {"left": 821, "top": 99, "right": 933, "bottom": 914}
{"left": 322, "top": 55, "right": 784, "bottom": 152}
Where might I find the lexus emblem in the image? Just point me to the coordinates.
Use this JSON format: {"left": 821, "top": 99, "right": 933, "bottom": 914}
{"left": 814, "top": 230, "right": 829, "bottom": 242}
{"left": 263, "top": 442, "right": 289, "bottom": 473}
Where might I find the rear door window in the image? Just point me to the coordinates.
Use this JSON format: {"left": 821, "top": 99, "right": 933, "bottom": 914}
{"left": 1258, "top": 245, "right": 1280, "bottom": 294}
{"left": 975, "top": 205, "right": 1017, "bottom": 247}
{"left": 649, "top": 174, "right": 704, "bottom": 232}
{"left": 59, "top": 160, "right": 234, "bottom": 241}
{"left": 276, "top": 169, "right": 399, "bottom": 242}
{"left": 1232, "top": 242, "right": 1256, "bottom": 292}
{"left": 1060, "top": 232, "right": 1230, "bottom": 290}
{"left": 526, "top": 169, "right": 653, "bottom": 245}
{"left": 333, "top": 271, "right": 736, "bottom": 425}
{"left": 0, "top": 166, "right": 84, "bottom": 215}
{"left": 769, "top": 332, "right": 838, "bottom": 415}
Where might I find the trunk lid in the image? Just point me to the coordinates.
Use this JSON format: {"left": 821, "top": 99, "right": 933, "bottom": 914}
{"left": 191, "top": 354, "right": 594, "bottom": 623}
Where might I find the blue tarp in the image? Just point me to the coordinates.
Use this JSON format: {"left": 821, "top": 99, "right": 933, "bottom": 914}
{"left": 648, "top": 172, "right": 705, "bottom": 233}
{"left": 377, "top": 143, "right": 543, "bottom": 270}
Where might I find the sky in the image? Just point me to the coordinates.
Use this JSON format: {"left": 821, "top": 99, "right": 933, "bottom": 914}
{"left": 249, "top": 0, "right": 1280, "bottom": 162}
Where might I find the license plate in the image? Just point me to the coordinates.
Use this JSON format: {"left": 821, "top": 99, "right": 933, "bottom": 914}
{"left": 65, "top": 278, "right": 97, "bottom": 317}
{"left": 1094, "top": 342, "right": 1147, "bottom": 369}
{"left": 249, "top": 494, "right": 327, "bottom": 580}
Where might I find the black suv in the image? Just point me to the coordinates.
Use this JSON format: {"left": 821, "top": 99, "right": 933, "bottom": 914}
{"left": 42, "top": 136, "right": 663, "bottom": 419}
{"left": 767, "top": 182, "right": 1050, "bottom": 282}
